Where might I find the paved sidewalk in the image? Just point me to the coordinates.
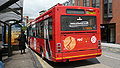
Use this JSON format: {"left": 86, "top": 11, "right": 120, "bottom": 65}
{"left": 101, "top": 43, "right": 120, "bottom": 53}
{"left": 101, "top": 43, "right": 120, "bottom": 48}
{"left": 3, "top": 48, "right": 42, "bottom": 68}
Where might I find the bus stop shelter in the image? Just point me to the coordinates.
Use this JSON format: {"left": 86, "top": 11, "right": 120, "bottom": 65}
{"left": 0, "top": 0, "right": 24, "bottom": 58}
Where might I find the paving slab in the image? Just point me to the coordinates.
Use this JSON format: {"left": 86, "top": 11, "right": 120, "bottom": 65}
{"left": 101, "top": 43, "right": 120, "bottom": 48}
{"left": 101, "top": 43, "right": 120, "bottom": 53}
{"left": 3, "top": 48, "right": 42, "bottom": 68}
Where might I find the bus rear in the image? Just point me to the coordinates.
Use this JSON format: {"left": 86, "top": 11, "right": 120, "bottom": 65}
{"left": 54, "top": 6, "right": 101, "bottom": 62}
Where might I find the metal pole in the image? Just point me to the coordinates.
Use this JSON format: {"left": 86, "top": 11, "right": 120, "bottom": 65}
{"left": 3, "top": 25, "right": 6, "bottom": 44}
{"left": 8, "top": 24, "right": 12, "bottom": 57}
{"left": 0, "top": 49, "right": 2, "bottom": 61}
{"left": 21, "top": 7, "right": 23, "bottom": 22}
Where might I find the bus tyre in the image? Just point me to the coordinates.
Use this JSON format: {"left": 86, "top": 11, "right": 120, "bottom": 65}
{"left": 40, "top": 48, "right": 45, "bottom": 59}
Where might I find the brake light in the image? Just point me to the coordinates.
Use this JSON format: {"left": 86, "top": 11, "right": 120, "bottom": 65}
{"left": 98, "top": 40, "right": 101, "bottom": 49}
{"left": 87, "top": 9, "right": 95, "bottom": 12}
{"left": 56, "top": 43, "right": 61, "bottom": 52}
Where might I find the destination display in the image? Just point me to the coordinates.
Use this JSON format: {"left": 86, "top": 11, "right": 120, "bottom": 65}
{"left": 66, "top": 9, "right": 85, "bottom": 14}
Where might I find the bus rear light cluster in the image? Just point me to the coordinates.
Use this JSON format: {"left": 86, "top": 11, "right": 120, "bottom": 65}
{"left": 87, "top": 9, "right": 95, "bottom": 12}
{"left": 98, "top": 40, "right": 101, "bottom": 49}
{"left": 56, "top": 43, "right": 62, "bottom": 53}
{"left": 86, "top": 9, "right": 96, "bottom": 14}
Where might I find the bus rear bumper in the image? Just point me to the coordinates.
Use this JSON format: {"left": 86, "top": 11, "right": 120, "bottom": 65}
{"left": 53, "top": 49, "right": 102, "bottom": 62}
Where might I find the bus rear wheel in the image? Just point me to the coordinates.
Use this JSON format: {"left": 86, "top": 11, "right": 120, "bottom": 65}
{"left": 40, "top": 48, "right": 45, "bottom": 59}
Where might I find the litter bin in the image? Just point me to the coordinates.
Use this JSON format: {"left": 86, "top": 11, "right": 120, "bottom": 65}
{"left": 0, "top": 61, "right": 4, "bottom": 68}
{"left": 0, "top": 45, "right": 2, "bottom": 61}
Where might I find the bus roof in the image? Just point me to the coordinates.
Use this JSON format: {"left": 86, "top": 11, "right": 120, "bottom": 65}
{"left": 30, "top": 3, "right": 99, "bottom": 25}
{"left": 34, "top": 3, "right": 62, "bottom": 21}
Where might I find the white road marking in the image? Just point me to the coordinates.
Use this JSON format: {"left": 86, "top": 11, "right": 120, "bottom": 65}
{"left": 34, "top": 53, "right": 53, "bottom": 68}
{"left": 104, "top": 55, "right": 120, "bottom": 61}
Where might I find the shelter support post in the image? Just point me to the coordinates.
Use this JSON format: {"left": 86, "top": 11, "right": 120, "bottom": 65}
{"left": 8, "top": 24, "right": 12, "bottom": 57}
{"left": 3, "top": 25, "right": 6, "bottom": 44}
{"left": 0, "top": 49, "right": 2, "bottom": 61}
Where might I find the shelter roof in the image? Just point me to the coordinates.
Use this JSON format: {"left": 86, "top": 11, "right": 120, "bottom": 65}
{"left": 0, "top": 0, "right": 23, "bottom": 25}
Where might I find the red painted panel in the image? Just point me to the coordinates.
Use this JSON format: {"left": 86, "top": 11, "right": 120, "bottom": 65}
{"left": 61, "top": 33, "right": 98, "bottom": 52}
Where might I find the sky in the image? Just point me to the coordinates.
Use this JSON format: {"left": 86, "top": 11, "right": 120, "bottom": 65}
{"left": 23, "top": 0, "right": 68, "bottom": 19}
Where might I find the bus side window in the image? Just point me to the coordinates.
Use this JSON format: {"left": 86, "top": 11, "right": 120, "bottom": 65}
{"left": 29, "top": 26, "right": 32, "bottom": 37}
{"left": 33, "top": 32, "right": 35, "bottom": 37}
{"left": 31, "top": 24, "right": 36, "bottom": 37}
{"left": 37, "top": 22, "right": 41, "bottom": 38}
{"left": 31, "top": 28, "right": 34, "bottom": 37}
{"left": 40, "top": 22, "right": 44, "bottom": 38}
{"left": 48, "top": 18, "right": 52, "bottom": 40}
{"left": 36, "top": 23, "right": 39, "bottom": 38}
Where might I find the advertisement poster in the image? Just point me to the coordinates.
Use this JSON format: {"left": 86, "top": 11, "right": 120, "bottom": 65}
{"left": 6, "top": 25, "right": 21, "bottom": 45}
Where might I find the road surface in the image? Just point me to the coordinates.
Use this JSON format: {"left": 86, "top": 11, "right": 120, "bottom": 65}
{"left": 33, "top": 47, "right": 120, "bottom": 68}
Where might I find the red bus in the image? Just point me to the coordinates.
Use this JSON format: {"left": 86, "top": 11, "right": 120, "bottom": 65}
{"left": 28, "top": 4, "right": 102, "bottom": 62}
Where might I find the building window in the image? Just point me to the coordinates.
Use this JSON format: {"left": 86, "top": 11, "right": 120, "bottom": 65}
{"left": 92, "top": 0, "right": 96, "bottom": 7}
{"left": 63, "top": 1, "right": 70, "bottom": 6}
{"left": 109, "top": 3, "right": 112, "bottom": 13}
{"left": 104, "top": 0, "right": 112, "bottom": 13}
{"left": 77, "top": 0, "right": 80, "bottom": 6}
{"left": 92, "top": 0, "right": 100, "bottom": 8}
{"left": 108, "top": 0, "right": 112, "bottom": 13}
{"left": 83, "top": 0, "right": 90, "bottom": 7}
{"left": 104, "top": 0, "right": 112, "bottom": 18}
{"left": 70, "top": 0, "right": 75, "bottom": 6}
{"left": 96, "top": 0, "right": 100, "bottom": 8}
{"left": 104, "top": 0, "right": 108, "bottom": 14}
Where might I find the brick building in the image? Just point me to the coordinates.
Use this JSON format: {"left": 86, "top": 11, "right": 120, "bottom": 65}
{"left": 63, "top": 0, "right": 120, "bottom": 44}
